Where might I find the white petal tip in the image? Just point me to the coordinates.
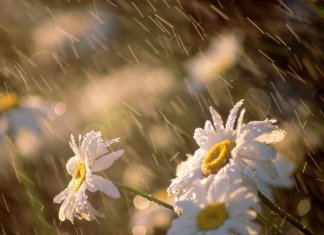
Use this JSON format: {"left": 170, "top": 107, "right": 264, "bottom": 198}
{"left": 112, "top": 137, "right": 121, "bottom": 143}
{"left": 108, "top": 189, "right": 121, "bottom": 199}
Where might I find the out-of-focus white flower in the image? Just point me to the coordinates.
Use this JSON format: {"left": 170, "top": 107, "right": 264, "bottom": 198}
{"left": 0, "top": 92, "right": 52, "bottom": 139}
{"left": 79, "top": 65, "right": 176, "bottom": 115}
{"left": 53, "top": 130, "right": 124, "bottom": 223}
{"left": 32, "top": 9, "right": 118, "bottom": 60}
{"left": 167, "top": 169, "right": 260, "bottom": 235}
{"left": 130, "top": 190, "right": 174, "bottom": 235}
{"left": 185, "top": 33, "right": 241, "bottom": 84}
{"left": 168, "top": 100, "right": 292, "bottom": 200}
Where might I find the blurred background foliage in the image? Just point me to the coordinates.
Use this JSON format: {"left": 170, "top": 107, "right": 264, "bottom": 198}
{"left": 0, "top": 0, "right": 323, "bottom": 234}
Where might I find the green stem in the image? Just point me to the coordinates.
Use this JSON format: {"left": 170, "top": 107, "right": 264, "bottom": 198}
{"left": 115, "top": 182, "right": 174, "bottom": 211}
{"left": 257, "top": 212, "right": 283, "bottom": 235}
{"left": 258, "top": 191, "right": 313, "bottom": 235}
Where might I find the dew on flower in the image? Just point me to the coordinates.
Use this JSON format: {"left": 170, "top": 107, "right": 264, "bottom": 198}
{"left": 0, "top": 0, "right": 323, "bottom": 234}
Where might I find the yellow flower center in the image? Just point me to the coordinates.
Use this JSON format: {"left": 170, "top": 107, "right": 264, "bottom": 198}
{"left": 72, "top": 161, "right": 86, "bottom": 192}
{"left": 153, "top": 190, "right": 168, "bottom": 201}
{"left": 0, "top": 92, "right": 19, "bottom": 112}
{"left": 196, "top": 203, "right": 228, "bottom": 231}
{"left": 202, "top": 139, "right": 235, "bottom": 177}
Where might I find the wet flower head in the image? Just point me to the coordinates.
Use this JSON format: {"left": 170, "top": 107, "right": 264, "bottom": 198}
{"left": 167, "top": 172, "right": 260, "bottom": 235}
{"left": 168, "top": 100, "right": 293, "bottom": 201}
{"left": 53, "top": 130, "right": 125, "bottom": 223}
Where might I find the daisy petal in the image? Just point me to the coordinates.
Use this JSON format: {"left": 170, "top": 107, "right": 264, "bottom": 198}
{"left": 87, "top": 175, "right": 120, "bottom": 198}
{"left": 76, "top": 189, "right": 105, "bottom": 221}
{"left": 236, "top": 108, "right": 246, "bottom": 134}
{"left": 204, "top": 120, "right": 215, "bottom": 134}
{"left": 105, "top": 138, "right": 121, "bottom": 147}
{"left": 193, "top": 128, "right": 209, "bottom": 148}
{"left": 209, "top": 106, "right": 224, "bottom": 131}
{"left": 227, "top": 196, "right": 257, "bottom": 217}
{"left": 167, "top": 217, "right": 198, "bottom": 235}
{"left": 230, "top": 220, "right": 250, "bottom": 235}
{"left": 239, "top": 119, "right": 277, "bottom": 140}
{"left": 263, "top": 156, "right": 295, "bottom": 187}
{"left": 66, "top": 156, "right": 79, "bottom": 175}
{"left": 175, "top": 201, "right": 200, "bottom": 215}
{"left": 81, "top": 131, "right": 108, "bottom": 165}
{"left": 58, "top": 193, "right": 76, "bottom": 222}
{"left": 255, "top": 129, "right": 286, "bottom": 144}
{"left": 69, "top": 134, "right": 84, "bottom": 161}
{"left": 225, "top": 99, "right": 244, "bottom": 131}
{"left": 54, "top": 187, "right": 71, "bottom": 204}
{"left": 235, "top": 141, "right": 276, "bottom": 161}
{"left": 91, "top": 149, "right": 124, "bottom": 172}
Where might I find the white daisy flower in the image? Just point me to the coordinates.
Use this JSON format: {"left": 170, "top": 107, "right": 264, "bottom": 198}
{"left": 185, "top": 33, "right": 241, "bottom": 84}
{"left": 53, "top": 130, "right": 124, "bottom": 223}
{"left": 168, "top": 100, "right": 290, "bottom": 199}
{"left": 167, "top": 168, "right": 260, "bottom": 235}
{"left": 168, "top": 100, "right": 244, "bottom": 197}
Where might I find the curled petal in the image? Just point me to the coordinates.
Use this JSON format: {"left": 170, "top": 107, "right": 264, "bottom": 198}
{"left": 54, "top": 187, "right": 72, "bottom": 204}
{"left": 87, "top": 175, "right": 120, "bottom": 199}
{"left": 91, "top": 149, "right": 124, "bottom": 172}
{"left": 69, "top": 134, "right": 84, "bottom": 161}
{"left": 225, "top": 99, "right": 244, "bottom": 131}
{"left": 75, "top": 189, "right": 105, "bottom": 221}
{"left": 236, "top": 108, "right": 246, "bottom": 134}
{"left": 105, "top": 138, "right": 121, "bottom": 147}
{"left": 204, "top": 120, "right": 215, "bottom": 134}
{"left": 66, "top": 156, "right": 79, "bottom": 176}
